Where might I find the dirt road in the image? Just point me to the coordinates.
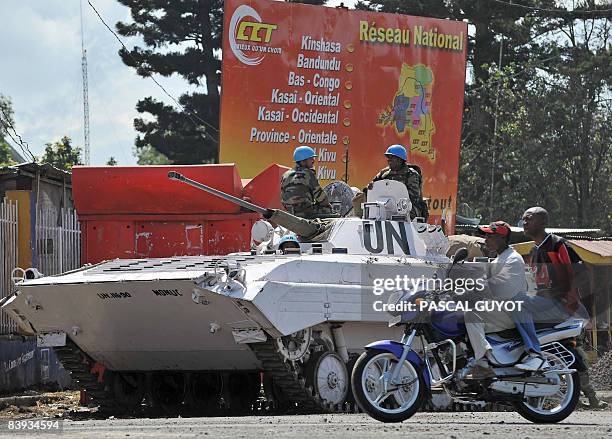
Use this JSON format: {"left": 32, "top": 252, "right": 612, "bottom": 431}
{"left": 2, "top": 411, "right": 611, "bottom": 438}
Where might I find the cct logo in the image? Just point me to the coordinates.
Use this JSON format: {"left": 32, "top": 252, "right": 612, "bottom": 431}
{"left": 237, "top": 21, "right": 277, "bottom": 43}
{"left": 229, "top": 5, "right": 280, "bottom": 66}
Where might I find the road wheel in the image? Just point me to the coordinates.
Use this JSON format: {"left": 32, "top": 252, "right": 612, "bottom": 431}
{"left": 306, "top": 351, "right": 349, "bottom": 408}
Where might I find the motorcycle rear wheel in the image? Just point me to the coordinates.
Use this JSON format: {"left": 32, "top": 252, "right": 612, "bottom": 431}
{"left": 514, "top": 369, "right": 580, "bottom": 423}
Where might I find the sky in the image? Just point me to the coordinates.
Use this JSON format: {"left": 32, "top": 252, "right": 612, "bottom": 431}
{"left": 0, "top": 0, "right": 355, "bottom": 166}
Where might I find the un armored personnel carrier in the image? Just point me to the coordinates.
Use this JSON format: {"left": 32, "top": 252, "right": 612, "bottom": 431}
{"left": 1, "top": 172, "right": 450, "bottom": 414}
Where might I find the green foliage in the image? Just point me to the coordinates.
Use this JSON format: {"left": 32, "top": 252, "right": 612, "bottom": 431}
{"left": 0, "top": 140, "right": 14, "bottom": 167}
{"left": 106, "top": 156, "right": 118, "bottom": 166}
{"left": 40, "top": 136, "right": 82, "bottom": 171}
{"left": 459, "top": 17, "right": 611, "bottom": 230}
{"left": 0, "top": 94, "right": 17, "bottom": 166}
{"left": 134, "top": 144, "right": 172, "bottom": 165}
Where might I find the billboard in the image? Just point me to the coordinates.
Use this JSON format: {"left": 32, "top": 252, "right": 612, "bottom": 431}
{"left": 220, "top": 0, "right": 467, "bottom": 225}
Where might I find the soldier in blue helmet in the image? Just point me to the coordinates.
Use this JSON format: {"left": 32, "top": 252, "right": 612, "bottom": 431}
{"left": 280, "top": 146, "right": 333, "bottom": 219}
{"left": 277, "top": 233, "right": 301, "bottom": 254}
{"left": 353, "top": 144, "right": 428, "bottom": 220}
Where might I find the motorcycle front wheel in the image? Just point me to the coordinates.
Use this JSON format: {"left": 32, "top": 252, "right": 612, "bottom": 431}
{"left": 351, "top": 349, "right": 426, "bottom": 423}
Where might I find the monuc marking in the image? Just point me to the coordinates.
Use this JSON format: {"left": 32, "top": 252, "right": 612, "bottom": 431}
{"left": 152, "top": 289, "right": 183, "bottom": 297}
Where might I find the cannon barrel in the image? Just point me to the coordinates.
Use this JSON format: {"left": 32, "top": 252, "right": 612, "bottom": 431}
{"left": 167, "top": 171, "right": 322, "bottom": 238}
{"left": 168, "top": 171, "right": 272, "bottom": 216}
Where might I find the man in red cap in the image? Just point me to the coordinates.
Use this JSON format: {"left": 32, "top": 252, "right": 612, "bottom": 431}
{"left": 463, "top": 220, "right": 536, "bottom": 376}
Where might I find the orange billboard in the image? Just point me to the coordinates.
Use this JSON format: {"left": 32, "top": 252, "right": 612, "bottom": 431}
{"left": 220, "top": 0, "right": 467, "bottom": 226}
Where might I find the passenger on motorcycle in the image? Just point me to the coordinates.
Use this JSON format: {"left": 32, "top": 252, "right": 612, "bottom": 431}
{"left": 509, "top": 207, "right": 587, "bottom": 371}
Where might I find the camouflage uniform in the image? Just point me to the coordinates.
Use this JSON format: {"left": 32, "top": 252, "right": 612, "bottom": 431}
{"left": 370, "top": 163, "right": 424, "bottom": 219}
{"left": 281, "top": 166, "right": 332, "bottom": 219}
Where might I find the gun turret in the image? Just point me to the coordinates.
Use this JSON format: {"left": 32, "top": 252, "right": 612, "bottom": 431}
{"left": 168, "top": 171, "right": 325, "bottom": 239}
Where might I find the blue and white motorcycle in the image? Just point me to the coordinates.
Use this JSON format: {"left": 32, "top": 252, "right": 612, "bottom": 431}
{"left": 351, "top": 251, "right": 585, "bottom": 423}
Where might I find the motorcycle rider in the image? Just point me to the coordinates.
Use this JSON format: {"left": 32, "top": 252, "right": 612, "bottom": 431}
{"left": 463, "top": 220, "right": 537, "bottom": 375}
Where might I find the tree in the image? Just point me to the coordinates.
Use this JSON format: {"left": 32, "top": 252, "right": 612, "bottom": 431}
{"left": 458, "top": 14, "right": 611, "bottom": 230}
{"left": 133, "top": 144, "right": 172, "bottom": 165}
{"left": 0, "top": 94, "right": 17, "bottom": 166}
{"left": 0, "top": 142, "right": 14, "bottom": 167}
{"left": 116, "top": 0, "right": 223, "bottom": 164}
{"left": 40, "top": 136, "right": 82, "bottom": 171}
{"left": 106, "top": 157, "right": 118, "bottom": 166}
{"left": 522, "top": 12, "right": 611, "bottom": 229}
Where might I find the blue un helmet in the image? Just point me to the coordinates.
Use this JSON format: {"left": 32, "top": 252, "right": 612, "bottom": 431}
{"left": 293, "top": 145, "right": 316, "bottom": 162}
{"left": 278, "top": 233, "right": 300, "bottom": 253}
{"left": 384, "top": 144, "right": 407, "bottom": 161}
{"left": 278, "top": 233, "right": 299, "bottom": 247}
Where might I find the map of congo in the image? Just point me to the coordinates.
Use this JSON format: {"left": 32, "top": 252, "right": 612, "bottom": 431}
{"left": 378, "top": 64, "right": 436, "bottom": 161}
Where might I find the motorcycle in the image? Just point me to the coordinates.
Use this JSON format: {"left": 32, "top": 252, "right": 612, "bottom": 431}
{"left": 351, "top": 249, "right": 585, "bottom": 423}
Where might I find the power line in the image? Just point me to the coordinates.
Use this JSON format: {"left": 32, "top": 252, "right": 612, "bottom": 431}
{"left": 492, "top": 0, "right": 612, "bottom": 15}
{"left": 0, "top": 107, "right": 36, "bottom": 162}
{"left": 86, "top": 0, "right": 219, "bottom": 144}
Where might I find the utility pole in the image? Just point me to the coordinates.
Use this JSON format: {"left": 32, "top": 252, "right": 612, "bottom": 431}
{"left": 80, "top": 0, "right": 91, "bottom": 165}
{"left": 489, "top": 35, "right": 503, "bottom": 222}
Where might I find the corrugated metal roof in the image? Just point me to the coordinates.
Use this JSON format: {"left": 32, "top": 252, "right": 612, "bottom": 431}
{"left": 455, "top": 224, "right": 602, "bottom": 243}
{"left": 455, "top": 224, "right": 601, "bottom": 234}
{"left": 569, "top": 240, "right": 612, "bottom": 258}
{"left": 0, "top": 162, "right": 71, "bottom": 182}
{"left": 542, "top": 228, "right": 603, "bottom": 234}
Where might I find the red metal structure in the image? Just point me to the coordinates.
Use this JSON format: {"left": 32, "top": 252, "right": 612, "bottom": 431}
{"left": 72, "top": 164, "right": 289, "bottom": 264}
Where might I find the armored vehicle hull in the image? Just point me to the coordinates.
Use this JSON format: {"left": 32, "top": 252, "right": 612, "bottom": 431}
{"left": 1, "top": 176, "right": 452, "bottom": 414}
{"left": 3, "top": 251, "right": 448, "bottom": 413}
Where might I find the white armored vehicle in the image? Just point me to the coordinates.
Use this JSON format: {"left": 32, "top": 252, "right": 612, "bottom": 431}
{"left": 1, "top": 172, "right": 451, "bottom": 414}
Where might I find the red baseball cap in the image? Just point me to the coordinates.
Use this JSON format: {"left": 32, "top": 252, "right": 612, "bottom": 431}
{"left": 478, "top": 220, "right": 511, "bottom": 236}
